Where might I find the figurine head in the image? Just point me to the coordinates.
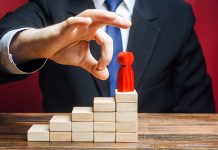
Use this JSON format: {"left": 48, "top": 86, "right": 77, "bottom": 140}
{"left": 117, "top": 52, "right": 134, "bottom": 66}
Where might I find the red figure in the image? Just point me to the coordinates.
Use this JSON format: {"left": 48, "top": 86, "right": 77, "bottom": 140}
{"left": 117, "top": 52, "right": 134, "bottom": 92}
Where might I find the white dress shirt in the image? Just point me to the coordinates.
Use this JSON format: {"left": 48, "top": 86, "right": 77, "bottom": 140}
{"left": 0, "top": 0, "right": 136, "bottom": 74}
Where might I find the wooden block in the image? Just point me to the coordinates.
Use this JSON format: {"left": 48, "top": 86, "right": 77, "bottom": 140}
{"left": 116, "top": 122, "right": 138, "bottom": 132}
{"left": 27, "top": 124, "right": 49, "bottom": 141}
{"left": 94, "top": 122, "right": 115, "bottom": 132}
{"left": 72, "top": 122, "right": 93, "bottom": 132}
{"left": 72, "top": 132, "right": 93, "bottom": 142}
{"left": 94, "top": 132, "right": 115, "bottom": 142}
{"left": 116, "top": 103, "right": 137, "bottom": 112}
{"left": 115, "top": 90, "right": 138, "bottom": 102}
{"left": 94, "top": 112, "right": 115, "bottom": 122}
{"left": 116, "top": 133, "right": 138, "bottom": 142}
{"left": 116, "top": 112, "right": 138, "bottom": 122}
{"left": 94, "top": 97, "right": 115, "bottom": 112}
{"left": 72, "top": 107, "right": 93, "bottom": 122}
{"left": 50, "top": 132, "right": 71, "bottom": 141}
{"left": 49, "top": 115, "right": 71, "bottom": 131}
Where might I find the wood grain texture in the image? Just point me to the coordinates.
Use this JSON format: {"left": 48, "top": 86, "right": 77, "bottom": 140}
{"left": 116, "top": 102, "right": 137, "bottom": 112}
{"left": 49, "top": 115, "right": 71, "bottom": 131}
{"left": 50, "top": 132, "right": 71, "bottom": 141}
{"left": 116, "top": 132, "right": 138, "bottom": 142}
{"left": 94, "top": 122, "right": 115, "bottom": 132}
{"left": 71, "top": 122, "right": 93, "bottom": 132}
{"left": 116, "top": 112, "right": 138, "bottom": 122}
{"left": 93, "top": 97, "right": 115, "bottom": 112}
{"left": 72, "top": 132, "right": 93, "bottom": 142}
{"left": 116, "top": 122, "right": 138, "bottom": 132}
{"left": 115, "top": 90, "right": 138, "bottom": 102}
{"left": 71, "top": 107, "right": 93, "bottom": 122}
{"left": 2, "top": 113, "right": 218, "bottom": 149}
{"left": 27, "top": 124, "right": 49, "bottom": 141}
{"left": 94, "top": 112, "right": 115, "bottom": 122}
{"left": 94, "top": 132, "right": 115, "bottom": 142}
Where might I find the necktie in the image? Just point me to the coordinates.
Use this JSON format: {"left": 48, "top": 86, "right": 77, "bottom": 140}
{"left": 105, "top": 0, "right": 123, "bottom": 96}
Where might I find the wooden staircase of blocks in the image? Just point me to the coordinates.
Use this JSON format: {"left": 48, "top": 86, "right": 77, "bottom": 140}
{"left": 27, "top": 90, "right": 138, "bottom": 142}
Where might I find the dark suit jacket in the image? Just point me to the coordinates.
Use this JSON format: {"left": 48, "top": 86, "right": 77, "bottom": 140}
{"left": 0, "top": 0, "right": 215, "bottom": 113}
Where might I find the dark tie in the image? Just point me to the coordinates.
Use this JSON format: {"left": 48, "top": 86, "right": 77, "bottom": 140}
{"left": 105, "top": 0, "right": 123, "bottom": 96}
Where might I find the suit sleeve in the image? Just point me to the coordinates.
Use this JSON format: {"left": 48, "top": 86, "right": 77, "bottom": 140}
{"left": 0, "top": 0, "right": 48, "bottom": 84}
{"left": 172, "top": 4, "right": 215, "bottom": 113}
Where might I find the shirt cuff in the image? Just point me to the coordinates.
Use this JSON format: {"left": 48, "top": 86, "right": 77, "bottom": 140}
{"left": 0, "top": 28, "right": 47, "bottom": 74}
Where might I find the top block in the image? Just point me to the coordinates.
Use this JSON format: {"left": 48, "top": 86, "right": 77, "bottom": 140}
{"left": 72, "top": 107, "right": 93, "bottom": 122}
{"left": 50, "top": 115, "right": 71, "bottom": 131}
{"left": 27, "top": 124, "right": 49, "bottom": 141}
{"left": 115, "top": 89, "right": 138, "bottom": 103}
{"left": 94, "top": 97, "right": 115, "bottom": 112}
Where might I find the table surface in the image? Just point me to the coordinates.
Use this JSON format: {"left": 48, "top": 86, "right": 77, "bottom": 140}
{"left": 1, "top": 113, "right": 218, "bottom": 149}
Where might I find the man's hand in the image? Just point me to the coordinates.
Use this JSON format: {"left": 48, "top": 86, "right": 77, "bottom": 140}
{"left": 11, "top": 9, "right": 131, "bottom": 80}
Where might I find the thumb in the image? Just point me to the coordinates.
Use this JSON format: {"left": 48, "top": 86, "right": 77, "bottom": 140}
{"left": 79, "top": 47, "right": 109, "bottom": 80}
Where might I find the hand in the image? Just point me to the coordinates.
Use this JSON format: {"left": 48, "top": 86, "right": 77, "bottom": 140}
{"left": 11, "top": 9, "right": 131, "bottom": 80}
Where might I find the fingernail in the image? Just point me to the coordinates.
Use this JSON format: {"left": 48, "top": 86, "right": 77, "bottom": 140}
{"left": 97, "top": 65, "right": 104, "bottom": 71}
{"left": 86, "top": 17, "right": 92, "bottom": 23}
{"left": 97, "top": 58, "right": 103, "bottom": 71}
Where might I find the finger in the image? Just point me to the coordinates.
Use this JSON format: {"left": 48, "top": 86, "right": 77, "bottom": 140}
{"left": 60, "top": 16, "right": 92, "bottom": 30}
{"left": 94, "top": 29, "right": 113, "bottom": 71}
{"left": 80, "top": 48, "right": 109, "bottom": 80}
{"left": 78, "top": 9, "right": 131, "bottom": 29}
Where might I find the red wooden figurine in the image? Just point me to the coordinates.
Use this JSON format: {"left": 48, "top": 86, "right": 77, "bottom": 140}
{"left": 117, "top": 52, "right": 134, "bottom": 92}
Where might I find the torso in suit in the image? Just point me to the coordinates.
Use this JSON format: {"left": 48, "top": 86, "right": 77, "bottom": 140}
{"left": 0, "top": 0, "right": 215, "bottom": 113}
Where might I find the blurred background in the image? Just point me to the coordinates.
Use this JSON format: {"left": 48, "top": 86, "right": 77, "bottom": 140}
{"left": 0, "top": 0, "right": 217, "bottom": 112}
